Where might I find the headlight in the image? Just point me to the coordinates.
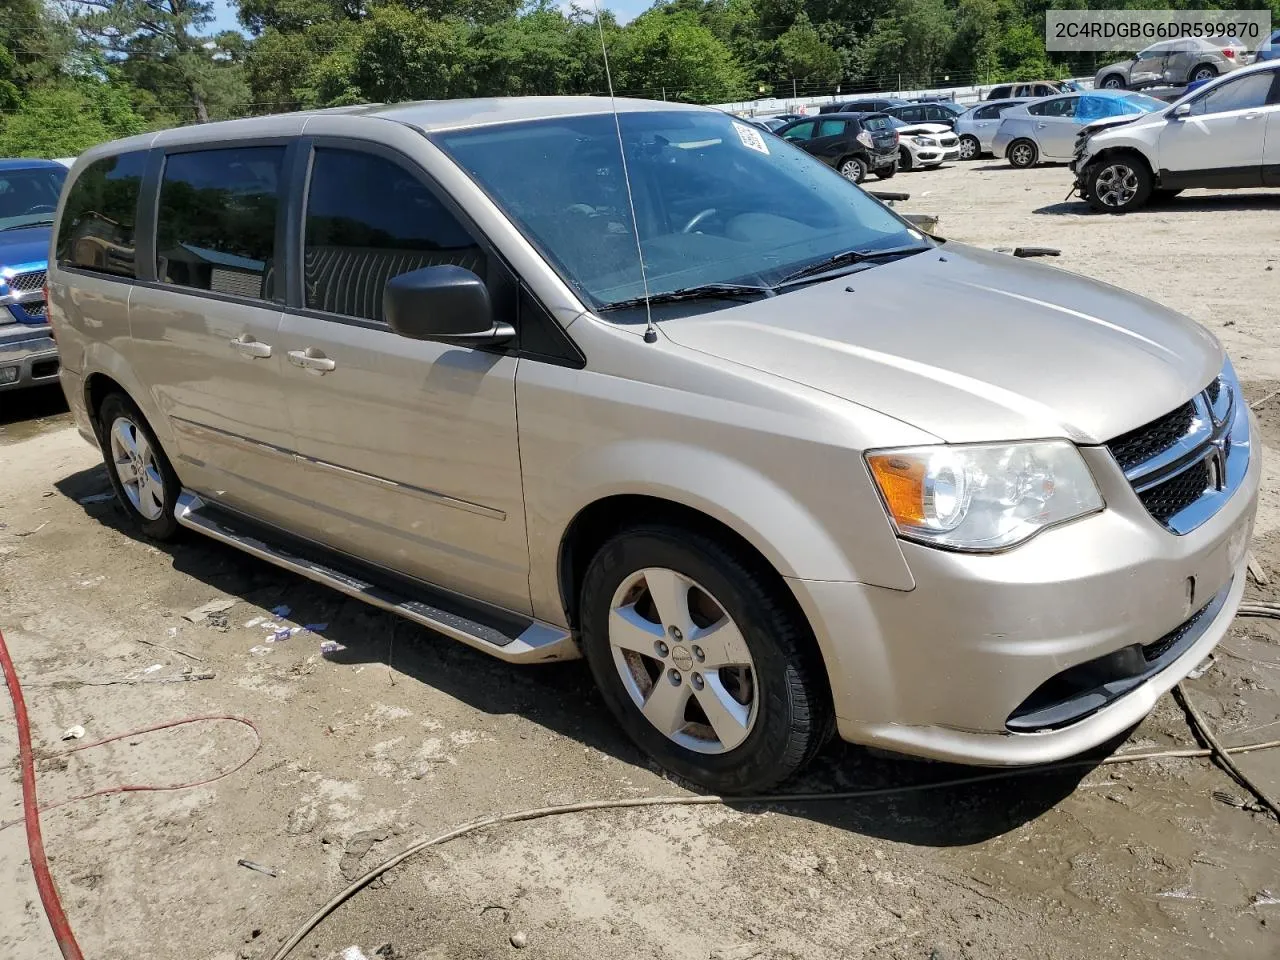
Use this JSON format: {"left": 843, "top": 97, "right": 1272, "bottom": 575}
{"left": 866, "top": 441, "right": 1104, "bottom": 551}
{"left": 915, "top": 137, "right": 938, "bottom": 147}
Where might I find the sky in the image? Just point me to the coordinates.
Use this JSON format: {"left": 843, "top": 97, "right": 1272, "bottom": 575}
{"left": 206, "top": 0, "right": 649, "bottom": 33}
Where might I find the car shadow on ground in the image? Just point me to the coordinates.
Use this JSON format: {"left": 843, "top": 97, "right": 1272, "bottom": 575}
{"left": 54, "top": 462, "right": 1094, "bottom": 849}
{"left": 0, "top": 383, "right": 69, "bottom": 429}
{"left": 1036, "top": 193, "right": 1280, "bottom": 216}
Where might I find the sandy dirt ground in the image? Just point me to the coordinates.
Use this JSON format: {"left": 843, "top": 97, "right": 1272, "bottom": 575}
{"left": 2, "top": 162, "right": 1280, "bottom": 960}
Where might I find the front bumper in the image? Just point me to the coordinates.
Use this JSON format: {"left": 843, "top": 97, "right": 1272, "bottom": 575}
{"left": 789, "top": 409, "right": 1261, "bottom": 766}
{"left": 0, "top": 328, "right": 59, "bottom": 392}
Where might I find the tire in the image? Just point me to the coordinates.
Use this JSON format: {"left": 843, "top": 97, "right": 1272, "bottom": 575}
{"left": 898, "top": 147, "right": 914, "bottom": 171}
{"left": 1007, "top": 138, "right": 1038, "bottom": 168}
{"left": 97, "top": 392, "right": 182, "bottom": 540}
{"left": 1083, "top": 154, "right": 1153, "bottom": 213}
{"left": 958, "top": 134, "right": 980, "bottom": 161}
{"left": 875, "top": 163, "right": 897, "bottom": 180}
{"left": 579, "top": 525, "right": 833, "bottom": 793}
{"left": 1190, "top": 64, "right": 1216, "bottom": 83}
{"left": 1099, "top": 74, "right": 1125, "bottom": 90}
{"left": 837, "top": 155, "right": 866, "bottom": 183}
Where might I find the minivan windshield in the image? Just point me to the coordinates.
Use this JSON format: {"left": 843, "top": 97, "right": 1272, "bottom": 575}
{"left": 433, "top": 109, "right": 925, "bottom": 316}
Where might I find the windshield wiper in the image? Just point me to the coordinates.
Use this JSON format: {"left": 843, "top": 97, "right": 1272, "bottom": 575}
{"left": 0, "top": 218, "right": 54, "bottom": 232}
{"left": 598, "top": 281, "right": 774, "bottom": 313}
{"left": 776, "top": 243, "right": 933, "bottom": 287}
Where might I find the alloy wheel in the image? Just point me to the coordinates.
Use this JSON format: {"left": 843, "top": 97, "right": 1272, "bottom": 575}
{"left": 607, "top": 567, "right": 758, "bottom": 755}
{"left": 109, "top": 416, "right": 165, "bottom": 520}
{"left": 958, "top": 136, "right": 978, "bottom": 160}
{"left": 1094, "top": 162, "right": 1139, "bottom": 207}
{"left": 839, "top": 158, "right": 864, "bottom": 182}
{"left": 1010, "top": 143, "right": 1034, "bottom": 167}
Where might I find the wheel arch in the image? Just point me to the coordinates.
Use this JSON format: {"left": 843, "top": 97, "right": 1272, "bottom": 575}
{"left": 1088, "top": 144, "right": 1155, "bottom": 178}
{"left": 79, "top": 345, "right": 181, "bottom": 461}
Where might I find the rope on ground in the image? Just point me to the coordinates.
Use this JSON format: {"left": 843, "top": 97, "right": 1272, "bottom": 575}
{"left": 1174, "top": 684, "right": 1280, "bottom": 821}
{"left": 267, "top": 735, "right": 1280, "bottom": 960}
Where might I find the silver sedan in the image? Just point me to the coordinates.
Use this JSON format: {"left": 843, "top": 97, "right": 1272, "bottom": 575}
{"left": 991, "top": 90, "right": 1166, "bottom": 167}
{"left": 951, "top": 98, "right": 1031, "bottom": 159}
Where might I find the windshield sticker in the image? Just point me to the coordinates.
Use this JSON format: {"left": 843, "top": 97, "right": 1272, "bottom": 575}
{"left": 733, "top": 122, "right": 770, "bottom": 155}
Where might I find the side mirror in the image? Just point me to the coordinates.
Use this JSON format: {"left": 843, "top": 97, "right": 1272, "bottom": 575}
{"left": 1173, "top": 102, "right": 1191, "bottom": 118}
{"left": 384, "top": 265, "right": 514, "bottom": 346}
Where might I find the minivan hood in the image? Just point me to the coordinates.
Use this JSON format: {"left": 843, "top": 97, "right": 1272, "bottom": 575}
{"left": 660, "top": 243, "right": 1221, "bottom": 444}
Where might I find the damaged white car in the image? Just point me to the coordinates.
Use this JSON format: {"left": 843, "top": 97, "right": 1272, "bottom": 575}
{"left": 886, "top": 117, "right": 961, "bottom": 170}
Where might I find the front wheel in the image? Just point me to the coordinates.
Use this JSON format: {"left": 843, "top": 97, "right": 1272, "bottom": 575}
{"left": 838, "top": 156, "right": 866, "bottom": 183}
{"left": 1100, "top": 74, "right": 1125, "bottom": 90}
{"left": 579, "top": 526, "right": 832, "bottom": 793}
{"left": 958, "top": 134, "right": 980, "bottom": 161}
{"left": 898, "top": 147, "right": 914, "bottom": 171}
{"left": 1084, "top": 156, "right": 1153, "bottom": 213}
{"left": 1007, "top": 139, "right": 1038, "bottom": 168}
{"left": 97, "top": 393, "right": 182, "bottom": 540}
{"left": 1190, "top": 64, "right": 1216, "bottom": 83}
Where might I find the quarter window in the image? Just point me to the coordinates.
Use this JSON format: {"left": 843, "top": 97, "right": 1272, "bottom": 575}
{"left": 156, "top": 146, "right": 285, "bottom": 301}
{"left": 56, "top": 153, "right": 145, "bottom": 278}
{"left": 1190, "top": 72, "right": 1275, "bottom": 116}
{"left": 303, "top": 148, "right": 485, "bottom": 323}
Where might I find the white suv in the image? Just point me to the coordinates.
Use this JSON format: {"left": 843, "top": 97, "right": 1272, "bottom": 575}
{"left": 1073, "top": 60, "right": 1280, "bottom": 212}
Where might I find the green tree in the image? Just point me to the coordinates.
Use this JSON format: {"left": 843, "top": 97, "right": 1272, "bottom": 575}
{"left": 776, "top": 12, "right": 841, "bottom": 85}
{"left": 0, "top": 78, "right": 149, "bottom": 156}
{"left": 72, "top": 0, "right": 246, "bottom": 122}
{"left": 615, "top": 9, "right": 746, "bottom": 101}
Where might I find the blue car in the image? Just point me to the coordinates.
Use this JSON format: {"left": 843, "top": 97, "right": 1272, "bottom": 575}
{"left": 1258, "top": 29, "right": 1280, "bottom": 62}
{"left": 0, "top": 158, "right": 66, "bottom": 393}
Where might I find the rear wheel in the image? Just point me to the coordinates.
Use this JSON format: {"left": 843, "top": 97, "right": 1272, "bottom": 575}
{"left": 97, "top": 393, "right": 182, "bottom": 540}
{"left": 1085, "top": 155, "right": 1153, "bottom": 213}
{"left": 579, "top": 526, "right": 832, "bottom": 793}
{"left": 1190, "top": 64, "right": 1217, "bottom": 83}
{"left": 958, "top": 134, "right": 980, "bottom": 161}
{"left": 1100, "top": 74, "right": 1125, "bottom": 90}
{"left": 1007, "top": 139, "right": 1038, "bottom": 168}
{"left": 838, "top": 156, "right": 866, "bottom": 183}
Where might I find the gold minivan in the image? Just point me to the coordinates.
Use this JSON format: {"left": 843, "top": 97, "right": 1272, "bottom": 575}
{"left": 49, "top": 98, "right": 1259, "bottom": 791}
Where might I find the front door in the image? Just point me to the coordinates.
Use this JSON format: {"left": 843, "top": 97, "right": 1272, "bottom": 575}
{"left": 275, "top": 143, "right": 531, "bottom": 613}
{"left": 805, "top": 119, "right": 852, "bottom": 166}
{"left": 1028, "top": 95, "right": 1080, "bottom": 159}
{"left": 128, "top": 143, "right": 300, "bottom": 520}
{"left": 1130, "top": 42, "right": 1171, "bottom": 87}
{"left": 1159, "top": 70, "right": 1276, "bottom": 187}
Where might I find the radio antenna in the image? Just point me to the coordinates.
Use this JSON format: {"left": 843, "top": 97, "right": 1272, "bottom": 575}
{"left": 592, "top": 0, "right": 658, "bottom": 343}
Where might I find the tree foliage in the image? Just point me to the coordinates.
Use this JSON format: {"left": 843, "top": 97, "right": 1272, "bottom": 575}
{"left": 3, "top": 0, "right": 1280, "bottom": 156}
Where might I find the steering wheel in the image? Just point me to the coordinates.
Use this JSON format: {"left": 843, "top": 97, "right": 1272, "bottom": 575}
{"left": 680, "top": 208, "right": 718, "bottom": 234}
{"left": 26, "top": 204, "right": 57, "bottom": 214}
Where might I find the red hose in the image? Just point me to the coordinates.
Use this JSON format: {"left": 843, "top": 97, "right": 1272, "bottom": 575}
{"left": 0, "top": 626, "right": 85, "bottom": 960}
{"left": 0, "top": 626, "right": 263, "bottom": 958}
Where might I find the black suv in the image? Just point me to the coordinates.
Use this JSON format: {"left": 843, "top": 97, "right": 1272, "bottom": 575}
{"left": 881, "top": 101, "right": 966, "bottom": 128}
{"left": 774, "top": 113, "right": 899, "bottom": 183}
{"left": 818, "top": 97, "right": 909, "bottom": 115}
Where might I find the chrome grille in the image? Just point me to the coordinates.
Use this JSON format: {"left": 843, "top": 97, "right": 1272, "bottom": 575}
{"left": 7, "top": 269, "right": 46, "bottom": 292}
{"left": 1107, "top": 368, "right": 1248, "bottom": 535}
{"left": 1107, "top": 402, "right": 1196, "bottom": 472}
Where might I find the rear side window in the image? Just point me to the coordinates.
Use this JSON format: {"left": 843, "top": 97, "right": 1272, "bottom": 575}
{"left": 156, "top": 146, "right": 285, "bottom": 302}
{"left": 56, "top": 152, "right": 146, "bottom": 279}
{"left": 817, "top": 120, "right": 845, "bottom": 137}
{"left": 303, "top": 148, "right": 485, "bottom": 323}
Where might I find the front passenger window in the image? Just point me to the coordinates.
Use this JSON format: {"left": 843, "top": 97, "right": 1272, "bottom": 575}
{"left": 303, "top": 148, "right": 485, "bottom": 323}
{"left": 1189, "top": 72, "right": 1275, "bottom": 116}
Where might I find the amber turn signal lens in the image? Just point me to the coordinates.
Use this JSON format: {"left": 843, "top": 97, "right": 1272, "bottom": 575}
{"left": 867, "top": 453, "right": 926, "bottom": 526}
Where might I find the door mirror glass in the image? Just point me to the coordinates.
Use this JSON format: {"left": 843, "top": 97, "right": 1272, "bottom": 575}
{"left": 384, "top": 265, "right": 509, "bottom": 345}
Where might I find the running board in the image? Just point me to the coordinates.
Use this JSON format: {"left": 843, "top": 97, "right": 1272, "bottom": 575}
{"left": 174, "top": 491, "right": 578, "bottom": 664}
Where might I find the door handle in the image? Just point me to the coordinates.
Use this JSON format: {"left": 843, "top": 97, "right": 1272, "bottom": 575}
{"left": 1243, "top": 113, "right": 1261, "bottom": 120}
{"left": 1036, "top": 122, "right": 1047, "bottom": 128}
{"left": 287, "top": 348, "right": 337, "bottom": 374}
{"left": 229, "top": 335, "right": 271, "bottom": 358}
